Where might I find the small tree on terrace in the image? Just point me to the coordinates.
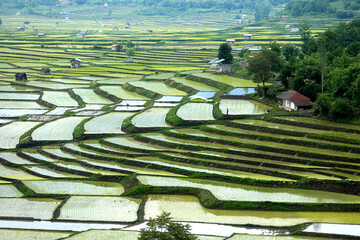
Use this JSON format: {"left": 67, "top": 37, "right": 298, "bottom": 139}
{"left": 139, "top": 212, "right": 197, "bottom": 240}
{"left": 126, "top": 48, "right": 136, "bottom": 57}
{"left": 218, "top": 43, "right": 233, "bottom": 64}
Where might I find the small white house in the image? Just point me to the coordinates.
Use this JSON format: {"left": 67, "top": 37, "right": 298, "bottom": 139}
{"left": 291, "top": 27, "right": 299, "bottom": 32}
{"left": 277, "top": 90, "right": 311, "bottom": 111}
{"left": 208, "top": 59, "right": 225, "bottom": 69}
{"left": 243, "top": 34, "right": 252, "bottom": 39}
{"left": 38, "top": 33, "right": 46, "bottom": 38}
{"left": 70, "top": 58, "right": 83, "bottom": 68}
{"left": 226, "top": 39, "right": 236, "bottom": 46}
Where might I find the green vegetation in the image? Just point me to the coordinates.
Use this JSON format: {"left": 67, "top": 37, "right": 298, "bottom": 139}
{"left": 139, "top": 212, "right": 197, "bottom": 240}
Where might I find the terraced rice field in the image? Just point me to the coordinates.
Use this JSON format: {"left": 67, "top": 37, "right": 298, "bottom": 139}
{"left": 0, "top": 15, "right": 359, "bottom": 239}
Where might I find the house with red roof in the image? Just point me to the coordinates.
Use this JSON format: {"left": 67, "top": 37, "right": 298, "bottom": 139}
{"left": 277, "top": 90, "right": 311, "bottom": 111}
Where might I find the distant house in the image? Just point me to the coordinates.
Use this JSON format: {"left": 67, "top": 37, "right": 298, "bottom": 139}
{"left": 38, "top": 33, "right": 46, "bottom": 38}
{"left": 285, "top": 25, "right": 290, "bottom": 29}
{"left": 70, "top": 58, "right": 83, "bottom": 68}
{"left": 33, "top": 29, "right": 38, "bottom": 33}
{"left": 241, "top": 15, "right": 247, "bottom": 19}
{"left": 238, "top": 19, "right": 244, "bottom": 24}
{"left": 113, "top": 27, "right": 119, "bottom": 31}
{"left": 125, "top": 57, "right": 133, "bottom": 62}
{"left": 14, "top": 27, "right": 25, "bottom": 31}
{"left": 15, "top": 73, "right": 27, "bottom": 81}
{"left": 219, "top": 64, "right": 234, "bottom": 73}
{"left": 208, "top": 59, "right": 225, "bottom": 69}
{"left": 41, "top": 68, "right": 51, "bottom": 75}
{"left": 79, "top": 30, "right": 88, "bottom": 35}
{"left": 226, "top": 39, "right": 236, "bottom": 46}
{"left": 101, "top": 24, "right": 106, "bottom": 27}
{"left": 24, "top": 21, "right": 30, "bottom": 24}
{"left": 125, "top": 25, "right": 130, "bottom": 29}
{"left": 243, "top": 34, "right": 252, "bottom": 39}
{"left": 277, "top": 90, "right": 311, "bottom": 111}
{"left": 147, "top": 29, "right": 153, "bottom": 33}
{"left": 77, "top": 33, "right": 86, "bottom": 38}
{"left": 111, "top": 44, "right": 123, "bottom": 52}
{"left": 291, "top": 27, "right": 299, "bottom": 32}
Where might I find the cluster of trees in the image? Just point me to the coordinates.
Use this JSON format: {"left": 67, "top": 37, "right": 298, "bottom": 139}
{"left": 139, "top": 212, "right": 197, "bottom": 240}
{"left": 0, "top": 0, "right": 57, "bottom": 9}
{"left": 242, "top": 19, "right": 360, "bottom": 120}
{"left": 285, "top": 0, "right": 356, "bottom": 19}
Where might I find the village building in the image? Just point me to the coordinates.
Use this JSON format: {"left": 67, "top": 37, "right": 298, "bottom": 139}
{"left": 285, "top": 25, "right": 290, "bottom": 28}
{"left": 226, "top": 39, "right": 236, "bottom": 46}
{"left": 14, "top": 27, "right": 25, "bottom": 31}
{"left": 41, "top": 68, "right": 51, "bottom": 75}
{"left": 241, "top": 15, "right": 247, "bottom": 19}
{"left": 277, "top": 90, "right": 311, "bottom": 111}
{"left": 15, "top": 73, "right": 27, "bottom": 81}
{"left": 243, "top": 34, "right": 252, "bottom": 39}
{"left": 113, "top": 27, "right": 119, "bottom": 31}
{"left": 147, "top": 29, "right": 153, "bottom": 33}
{"left": 111, "top": 44, "right": 123, "bottom": 52}
{"left": 125, "top": 57, "right": 133, "bottom": 62}
{"left": 208, "top": 59, "right": 225, "bottom": 69}
{"left": 24, "top": 21, "right": 30, "bottom": 24}
{"left": 33, "top": 29, "right": 38, "bottom": 33}
{"left": 219, "top": 64, "right": 234, "bottom": 73}
{"left": 38, "top": 33, "right": 46, "bottom": 38}
{"left": 291, "top": 27, "right": 299, "bottom": 32}
{"left": 238, "top": 19, "right": 244, "bottom": 24}
{"left": 77, "top": 33, "right": 86, "bottom": 38}
{"left": 70, "top": 58, "right": 83, "bottom": 68}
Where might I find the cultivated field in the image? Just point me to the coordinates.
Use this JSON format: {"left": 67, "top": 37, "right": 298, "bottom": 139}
{"left": 0, "top": 13, "right": 359, "bottom": 239}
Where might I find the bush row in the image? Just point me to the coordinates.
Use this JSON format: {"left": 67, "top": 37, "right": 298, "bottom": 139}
{"left": 200, "top": 124, "right": 360, "bottom": 155}
{"left": 124, "top": 184, "right": 360, "bottom": 212}
{"left": 186, "top": 74, "right": 232, "bottom": 91}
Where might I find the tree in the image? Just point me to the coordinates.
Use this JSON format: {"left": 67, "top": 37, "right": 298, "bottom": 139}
{"left": 126, "top": 40, "right": 135, "bottom": 49}
{"left": 218, "top": 43, "right": 233, "bottom": 64}
{"left": 247, "top": 49, "right": 281, "bottom": 87}
{"left": 139, "top": 212, "right": 197, "bottom": 240}
{"left": 299, "top": 20, "right": 312, "bottom": 54}
{"left": 126, "top": 48, "right": 136, "bottom": 57}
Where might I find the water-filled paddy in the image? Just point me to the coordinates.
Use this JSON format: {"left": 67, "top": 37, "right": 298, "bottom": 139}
{"left": 23, "top": 180, "right": 124, "bottom": 195}
{"left": 84, "top": 112, "right": 133, "bottom": 134}
{"left": 303, "top": 223, "right": 360, "bottom": 237}
{"left": 138, "top": 176, "right": 360, "bottom": 203}
{"left": 100, "top": 86, "right": 150, "bottom": 100}
{"left": 0, "top": 121, "right": 41, "bottom": 149}
{"left": 59, "top": 196, "right": 140, "bottom": 222}
{"left": 0, "top": 229, "right": 72, "bottom": 240}
{"left": 177, "top": 102, "right": 215, "bottom": 121}
{"left": 219, "top": 99, "right": 270, "bottom": 115}
{"left": 42, "top": 91, "right": 78, "bottom": 107}
{"left": 132, "top": 107, "right": 171, "bottom": 128}
{"left": 144, "top": 195, "right": 360, "bottom": 226}
{"left": 31, "top": 116, "right": 88, "bottom": 141}
{"left": 0, "top": 198, "right": 61, "bottom": 220}
{"left": 227, "top": 88, "right": 256, "bottom": 96}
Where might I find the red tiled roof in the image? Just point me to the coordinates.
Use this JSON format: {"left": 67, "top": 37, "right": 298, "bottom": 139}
{"left": 277, "top": 90, "right": 311, "bottom": 107}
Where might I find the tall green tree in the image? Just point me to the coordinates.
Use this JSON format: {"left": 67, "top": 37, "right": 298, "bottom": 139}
{"left": 218, "top": 43, "right": 233, "bottom": 64}
{"left": 247, "top": 49, "right": 281, "bottom": 86}
{"left": 139, "top": 212, "right": 197, "bottom": 240}
{"left": 299, "top": 20, "right": 313, "bottom": 54}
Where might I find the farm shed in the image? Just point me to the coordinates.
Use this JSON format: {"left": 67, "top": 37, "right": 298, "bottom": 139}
{"left": 226, "top": 39, "right": 236, "bottom": 46}
{"left": 76, "top": 34, "right": 86, "bottom": 38}
{"left": 70, "top": 59, "right": 83, "bottom": 68}
{"left": 38, "top": 33, "right": 46, "bottom": 38}
{"left": 277, "top": 90, "right": 311, "bottom": 111}
{"left": 219, "top": 64, "right": 234, "bottom": 73}
{"left": 111, "top": 44, "right": 123, "bottom": 52}
{"left": 208, "top": 59, "right": 225, "bottom": 69}
{"left": 126, "top": 57, "right": 133, "bottom": 63}
{"left": 291, "top": 27, "right": 300, "bottom": 32}
{"left": 15, "top": 73, "right": 27, "bottom": 81}
{"left": 14, "top": 27, "right": 25, "bottom": 31}
{"left": 41, "top": 68, "right": 51, "bottom": 75}
{"left": 243, "top": 34, "right": 252, "bottom": 39}
{"left": 147, "top": 30, "right": 153, "bottom": 33}
{"left": 113, "top": 27, "right": 119, "bottom": 31}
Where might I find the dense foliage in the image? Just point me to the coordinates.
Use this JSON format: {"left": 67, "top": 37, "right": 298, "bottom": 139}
{"left": 275, "top": 19, "right": 360, "bottom": 120}
{"left": 285, "top": 0, "right": 356, "bottom": 18}
{"left": 139, "top": 212, "right": 197, "bottom": 240}
{"left": 218, "top": 43, "right": 234, "bottom": 64}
